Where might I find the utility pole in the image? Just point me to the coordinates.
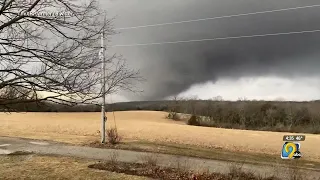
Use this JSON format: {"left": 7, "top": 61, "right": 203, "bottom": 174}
{"left": 100, "top": 32, "right": 106, "bottom": 143}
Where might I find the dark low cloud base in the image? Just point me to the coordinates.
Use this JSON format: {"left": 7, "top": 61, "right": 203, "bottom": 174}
{"left": 106, "top": 0, "right": 320, "bottom": 100}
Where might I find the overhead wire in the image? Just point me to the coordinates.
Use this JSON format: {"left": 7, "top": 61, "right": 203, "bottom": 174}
{"left": 25, "top": 28, "right": 320, "bottom": 54}
{"left": 115, "top": 4, "right": 320, "bottom": 30}
{"left": 24, "top": 28, "right": 320, "bottom": 62}
{"left": 112, "top": 29, "right": 320, "bottom": 47}
{"left": 20, "top": 4, "right": 320, "bottom": 59}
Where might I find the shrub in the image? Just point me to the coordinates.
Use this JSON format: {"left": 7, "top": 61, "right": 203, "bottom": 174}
{"left": 187, "top": 115, "right": 201, "bottom": 126}
{"left": 167, "top": 111, "right": 180, "bottom": 120}
{"left": 106, "top": 127, "right": 122, "bottom": 145}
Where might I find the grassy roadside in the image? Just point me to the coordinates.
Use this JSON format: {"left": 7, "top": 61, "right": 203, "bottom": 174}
{"left": 87, "top": 140, "right": 320, "bottom": 171}
{"left": 0, "top": 154, "right": 149, "bottom": 180}
{"left": 2, "top": 134, "right": 319, "bottom": 171}
{"left": 88, "top": 150, "right": 315, "bottom": 180}
{"left": 89, "top": 160, "right": 281, "bottom": 180}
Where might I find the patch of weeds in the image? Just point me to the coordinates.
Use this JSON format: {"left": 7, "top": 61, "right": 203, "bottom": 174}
{"left": 287, "top": 161, "right": 305, "bottom": 180}
{"left": 228, "top": 162, "right": 249, "bottom": 179}
{"left": 175, "top": 156, "right": 191, "bottom": 174}
{"left": 88, "top": 161, "right": 281, "bottom": 180}
{"left": 138, "top": 154, "right": 159, "bottom": 167}
{"left": 227, "top": 162, "right": 280, "bottom": 180}
{"left": 106, "top": 127, "right": 122, "bottom": 145}
{"left": 108, "top": 150, "right": 119, "bottom": 167}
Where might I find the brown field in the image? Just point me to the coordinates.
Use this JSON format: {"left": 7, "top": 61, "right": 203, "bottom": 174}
{"left": 0, "top": 111, "right": 319, "bottom": 162}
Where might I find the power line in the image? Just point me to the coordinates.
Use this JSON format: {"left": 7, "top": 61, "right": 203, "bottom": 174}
{"left": 112, "top": 29, "right": 320, "bottom": 47}
{"left": 115, "top": 4, "right": 320, "bottom": 30}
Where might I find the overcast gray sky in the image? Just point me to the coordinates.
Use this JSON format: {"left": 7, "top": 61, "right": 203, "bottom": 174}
{"left": 102, "top": 0, "right": 320, "bottom": 102}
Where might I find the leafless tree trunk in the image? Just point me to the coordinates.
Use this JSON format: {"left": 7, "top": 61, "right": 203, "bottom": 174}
{"left": 0, "top": 0, "right": 142, "bottom": 111}
{"left": 167, "top": 95, "right": 180, "bottom": 120}
{"left": 186, "top": 96, "right": 198, "bottom": 115}
{"left": 205, "top": 99, "right": 214, "bottom": 120}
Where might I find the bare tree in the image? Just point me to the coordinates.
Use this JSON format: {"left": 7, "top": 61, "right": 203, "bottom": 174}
{"left": 237, "top": 97, "right": 248, "bottom": 101}
{"left": 212, "top": 95, "right": 223, "bottom": 101}
{"left": 167, "top": 95, "right": 181, "bottom": 120}
{"left": 204, "top": 98, "right": 214, "bottom": 120}
{"left": 186, "top": 95, "right": 198, "bottom": 115}
{"left": 0, "top": 0, "right": 142, "bottom": 111}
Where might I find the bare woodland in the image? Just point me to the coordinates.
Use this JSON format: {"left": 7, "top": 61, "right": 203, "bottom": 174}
{"left": 0, "top": 0, "right": 141, "bottom": 111}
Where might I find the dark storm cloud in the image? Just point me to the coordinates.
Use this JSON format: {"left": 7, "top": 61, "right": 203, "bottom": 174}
{"left": 104, "top": 0, "right": 320, "bottom": 100}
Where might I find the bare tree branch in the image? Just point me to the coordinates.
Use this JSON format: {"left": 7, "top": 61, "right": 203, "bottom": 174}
{"left": 0, "top": 0, "right": 143, "bottom": 111}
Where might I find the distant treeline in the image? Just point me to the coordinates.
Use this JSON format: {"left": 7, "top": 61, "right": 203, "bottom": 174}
{"left": 2, "top": 100, "right": 320, "bottom": 134}
{"left": 0, "top": 101, "right": 101, "bottom": 112}
{"left": 175, "top": 100, "right": 320, "bottom": 134}
{"left": 0, "top": 100, "right": 175, "bottom": 112}
{"left": 0, "top": 101, "right": 170, "bottom": 112}
{"left": 2, "top": 99, "right": 320, "bottom": 114}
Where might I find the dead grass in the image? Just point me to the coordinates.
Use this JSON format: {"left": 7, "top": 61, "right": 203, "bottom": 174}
{"left": 88, "top": 159, "right": 281, "bottom": 180}
{"left": 106, "top": 127, "right": 122, "bottom": 145}
{"left": 88, "top": 155, "right": 320, "bottom": 180}
{"left": 1, "top": 111, "right": 320, "bottom": 162}
{"left": 285, "top": 160, "right": 306, "bottom": 180}
{"left": 137, "top": 153, "right": 160, "bottom": 167}
{"left": 108, "top": 150, "right": 120, "bottom": 166}
{"left": 0, "top": 154, "right": 148, "bottom": 180}
{"left": 175, "top": 156, "right": 192, "bottom": 174}
{"left": 88, "top": 140, "right": 320, "bottom": 171}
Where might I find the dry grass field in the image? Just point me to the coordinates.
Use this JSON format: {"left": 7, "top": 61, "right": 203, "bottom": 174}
{"left": 0, "top": 154, "right": 147, "bottom": 180}
{"left": 0, "top": 111, "right": 320, "bottom": 162}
